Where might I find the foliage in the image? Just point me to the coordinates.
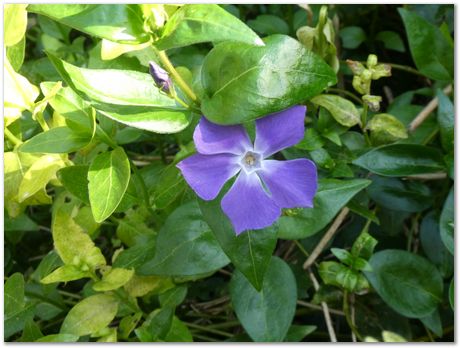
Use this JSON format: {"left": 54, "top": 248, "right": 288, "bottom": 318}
{"left": 4, "top": 4, "right": 454, "bottom": 342}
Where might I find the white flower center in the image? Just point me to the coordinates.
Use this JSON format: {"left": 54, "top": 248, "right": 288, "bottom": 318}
{"left": 240, "top": 151, "right": 262, "bottom": 173}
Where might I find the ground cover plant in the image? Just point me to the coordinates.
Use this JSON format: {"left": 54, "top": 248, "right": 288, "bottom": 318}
{"left": 3, "top": 3, "right": 454, "bottom": 342}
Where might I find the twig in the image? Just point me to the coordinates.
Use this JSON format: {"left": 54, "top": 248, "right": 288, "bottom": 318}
{"left": 303, "top": 208, "right": 350, "bottom": 269}
{"left": 405, "top": 172, "right": 447, "bottom": 180}
{"left": 308, "top": 270, "right": 337, "bottom": 342}
{"left": 409, "top": 84, "right": 453, "bottom": 132}
{"left": 185, "top": 322, "right": 233, "bottom": 338}
{"left": 297, "top": 300, "right": 345, "bottom": 316}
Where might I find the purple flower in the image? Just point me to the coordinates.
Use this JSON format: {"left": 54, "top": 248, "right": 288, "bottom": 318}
{"left": 177, "top": 105, "right": 318, "bottom": 235}
{"left": 149, "top": 61, "right": 172, "bottom": 93}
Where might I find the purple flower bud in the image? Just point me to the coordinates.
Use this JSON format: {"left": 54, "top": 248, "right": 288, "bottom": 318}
{"left": 149, "top": 61, "right": 172, "bottom": 93}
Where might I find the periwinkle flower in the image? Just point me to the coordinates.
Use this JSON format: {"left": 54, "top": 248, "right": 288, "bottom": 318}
{"left": 149, "top": 61, "right": 172, "bottom": 93}
{"left": 177, "top": 105, "right": 318, "bottom": 235}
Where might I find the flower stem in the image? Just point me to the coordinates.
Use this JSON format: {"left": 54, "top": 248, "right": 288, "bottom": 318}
{"left": 343, "top": 290, "right": 363, "bottom": 341}
{"left": 360, "top": 103, "right": 371, "bottom": 145}
{"left": 155, "top": 49, "right": 198, "bottom": 103}
{"left": 4, "top": 127, "right": 22, "bottom": 146}
{"left": 386, "top": 63, "right": 425, "bottom": 77}
{"left": 327, "top": 87, "right": 363, "bottom": 105}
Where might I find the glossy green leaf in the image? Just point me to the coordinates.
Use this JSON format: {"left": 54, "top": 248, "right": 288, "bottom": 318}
{"left": 248, "top": 14, "right": 289, "bottom": 35}
{"left": 420, "top": 211, "right": 453, "bottom": 278}
{"left": 7, "top": 36, "right": 26, "bottom": 71}
{"left": 52, "top": 204, "right": 106, "bottom": 269}
{"left": 88, "top": 147, "right": 131, "bottom": 223}
{"left": 440, "top": 187, "right": 454, "bottom": 255}
{"left": 20, "top": 127, "right": 92, "bottom": 153}
{"left": 199, "top": 191, "right": 277, "bottom": 290}
{"left": 60, "top": 294, "right": 119, "bottom": 337}
{"left": 365, "top": 249, "right": 443, "bottom": 318}
{"left": 4, "top": 4, "right": 28, "bottom": 46}
{"left": 367, "top": 113, "right": 408, "bottom": 145}
{"left": 155, "top": 4, "right": 263, "bottom": 50}
{"left": 230, "top": 257, "right": 297, "bottom": 342}
{"left": 201, "top": 34, "right": 336, "bottom": 124}
{"left": 28, "top": 4, "right": 149, "bottom": 43}
{"left": 57, "top": 166, "right": 90, "bottom": 204}
{"left": 399, "top": 8, "right": 453, "bottom": 81}
{"left": 20, "top": 320, "right": 43, "bottom": 342}
{"left": 36, "top": 334, "right": 79, "bottom": 342}
{"left": 368, "top": 176, "right": 432, "bottom": 213}
{"left": 41, "top": 265, "right": 91, "bottom": 284}
{"left": 353, "top": 144, "right": 445, "bottom": 176}
{"left": 375, "top": 31, "right": 405, "bottom": 52}
{"left": 319, "top": 261, "right": 369, "bottom": 292}
{"left": 351, "top": 232, "right": 378, "bottom": 260}
{"left": 153, "top": 164, "right": 187, "bottom": 209}
{"left": 159, "top": 286, "right": 188, "bottom": 308}
{"left": 284, "top": 325, "right": 316, "bottom": 342}
{"left": 340, "top": 26, "right": 366, "bottom": 49}
{"left": 92, "top": 268, "right": 134, "bottom": 292}
{"left": 420, "top": 309, "right": 442, "bottom": 337}
{"left": 137, "top": 201, "right": 230, "bottom": 276}
{"left": 164, "top": 317, "right": 193, "bottom": 342}
{"left": 46, "top": 53, "right": 191, "bottom": 133}
{"left": 436, "top": 89, "right": 454, "bottom": 151}
{"left": 278, "top": 179, "right": 371, "bottom": 239}
{"left": 311, "top": 94, "right": 361, "bottom": 127}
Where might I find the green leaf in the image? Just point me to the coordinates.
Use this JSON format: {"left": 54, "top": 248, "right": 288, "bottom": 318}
{"left": 41, "top": 265, "right": 91, "bottom": 284}
{"left": 340, "top": 26, "right": 366, "bottom": 49}
{"left": 60, "top": 294, "right": 119, "bottom": 337}
{"left": 311, "top": 94, "right": 361, "bottom": 127}
{"left": 365, "top": 249, "right": 443, "bottom": 318}
{"left": 436, "top": 89, "right": 454, "bottom": 151}
{"left": 46, "top": 53, "right": 191, "bottom": 133}
{"left": 201, "top": 34, "right": 336, "bottom": 124}
{"left": 351, "top": 232, "right": 378, "bottom": 260}
{"left": 420, "top": 211, "right": 453, "bottom": 278}
{"left": 375, "top": 31, "right": 405, "bottom": 52}
{"left": 230, "top": 257, "right": 297, "bottom": 342}
{"left": 113, "top": 243, "right": 157, "bottom": 270}
{"left": 330, "top": 248, "right": 353, "bottom": 264}
{"left": 4, "top": 4, "right": 28, "bottom": 46}
{"left": 368, "top": 176, "right": 432, "bottom": 213}
{"left": 319, "top": 261, "right": 369, "bottom": 292}
{"left": 135, "top": 308, "right": 174, "bottom": 342}
{"left": 20, "top": 127, "right": 92, "bottom": 153}
{"left": 155, "top": 4, "right": 263, "bottom": 50}
{"left": 367, "top": 113, "right": 408, "bottom": 145}
{"left": 7, "top": 36, "right": 26, "bottom": 71}
{"left": 159, "top": 286, "right": 188, "bottom": 308}
{"left": 199, "top": 195, "right": 277, "bottom": 291}
{"left": 284, "top": 325, "right": 316, "bottom": 342}
{"left": 36, "top": 334, "right": 79, "bottom": 342}
{"left": 153, "top": 164, "right": 186, "bottom": 209}
{"left": 17, "top": 154, "right": 65, "bottom": 203}
{"left": 353, "top": 144, "right": 445, "bottom": 176}
{"left": 92, "top": 268, "right": 134, "bottom": 292}
{"left": 248, "top": 14, "right": 289, "bottom": 35}
{"left": 164, "top": 317, "right": 193, "bottom": 342}
{"left": 57, "top": 166, "right": 90, "bottom": 204}
{"left": 52, "top": 203, "right": 106, "bottom": 269}
{"left": 88, "top": 147, "right": 131, "bottom": 223}
{"left": 278, "top": 179, "right": 371, "bottom": 239}
{"left": 449, "top": 279, "right": 454, "bottom": 310}
{"left": 28, "top": 4, "right": 149, "bottom": 43}
{"left": 20, "top": 319, "right": 43, "bottom": 342}
{"left": 420, "top": 309, "right": 443, "bottom": 337}
{"left": 440, "top": 187, "right": 454, "bottom": 255}
{"left": 137, "top": 201, "right": 230, "bottom": 276}
{"left": 399, "top": 8, "right": 453, "bottom": 81}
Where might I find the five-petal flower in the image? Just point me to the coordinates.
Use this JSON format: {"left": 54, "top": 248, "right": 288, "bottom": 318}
{"left": 177, "top": 105, "right": 318, "bottom": 235}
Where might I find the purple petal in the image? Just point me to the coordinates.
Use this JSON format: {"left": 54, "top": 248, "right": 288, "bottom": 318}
{"left": 194, "top": 117, "right": 252, "bottom": 155}
{"left": 221, "top": 171, "right": 281, "bottom": 235}
{"left": 254, "top": 105, "right": 306, "bottom": 157}
{"left": 177, "top": 153, "right": 240, "bottom": 200}
{"left": 149, "top": 61, "right": 172, "bottom": 93}
{"left": 258, "top": 159, "right": 317, "bottom": 208}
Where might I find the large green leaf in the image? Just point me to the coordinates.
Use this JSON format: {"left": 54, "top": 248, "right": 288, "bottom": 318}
{"left": 4, "top": 4, "right": 28, "bottom": 47}
{"left": 137, "top": 201, "right": 230, "bottom": 276}
{"left": 20, "top": 127, "right": 91, "bottom": 153}
{"left": 57, "top": 166, "right": 90, "bottom": 204}
{"left": 353, "top": 144, "right": 445, "bottom": 176}
{"left": 278, "top": 179, "right": 371, "bottom": 239}
{"left": 28, "top": 4, "right": 149, "bottom": 44}
{"left": 88, "top": 147, "right": 131, "bottom": 223}
{"left": 201, "top": 34, "right": 336, "bottom": 124}
{"left": 365, "top": 250, "right": 443, "bottom": 318}
{"left": 436, "top": 89, "right": 454, "bottom": 152}
{"left": 230, "top": 257, "right": 297, "bottom": 342}
{"left": 311, "top": 94, "right": 360, "bottom": 127}
{"left": 60, "top": 294, "right": 118, "bottom": 337}
{"left": 440, "top": 187, "right": 454, "bottom": 255}
{"left": 199, "top": 195, "right": 277, "bottom": 291}
{"left": 46, "top": 53, "right": 191, "bottom": 133}
{"left": 155, "top": 4, "right": 263, "bottom": 50}
{"left": 399, "top": 8, "right": 453, "bottom": 81}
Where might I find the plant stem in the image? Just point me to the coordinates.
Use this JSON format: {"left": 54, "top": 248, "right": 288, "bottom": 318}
{"left": 4, "top": 127, "right": 22, "bottom": 146}
{"left": 185, "top": 322, "right": 233, "bottom": 338}
{"left": 343, "top": 290, "right": 363, "bottom": 341}
{"left": 360, "top": 103, "right": 371, "bottom": 145}
{"left": 327, "top": 87, "right": 363, "bottom": 104}
{"left": 154, "top": 49, "right": 198, "bottom": 103}
{"left": 95, "top": 125, "right": 118, "bottom": 148}
{"left": 386, "top": 63, "right": 426, "bottom": 77}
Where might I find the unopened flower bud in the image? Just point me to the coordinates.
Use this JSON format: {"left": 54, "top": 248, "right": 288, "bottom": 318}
{"left": 363, "top": 94, "right": 382, "bottom": 112}
{"left": 371, "top": 63, "right": 392, "bottom": 80}
{"left": 367, "top": 54, "right": 378, "bottom": 68}
{"left": 149, "top": 61, "right": 172, "bottom": 93}
{"left": 346, "top": 59, "right": 365, "bottom": 75}
{"left": 362, "top": 69, "right": 372, "bottom": 81}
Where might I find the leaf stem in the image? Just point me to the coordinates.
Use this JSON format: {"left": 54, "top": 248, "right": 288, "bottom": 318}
{"left": 4, "top": 127, "right": 22, "bottom": 146}
{"left": 386, "top": 63, "right": 426, "bottom": 77}
{"left": 185, "top": 322, "right": 233, "bottom": 338}
{"left": 154, "top": 48, "right": 198, "bottom": 103}
{"left": 95, "top": 124, "right": 118, "bottom": 148}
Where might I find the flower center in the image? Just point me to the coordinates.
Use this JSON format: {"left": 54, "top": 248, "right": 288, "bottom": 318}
{"left": 240, "top": 151, "right": 262, "bottom": 173}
